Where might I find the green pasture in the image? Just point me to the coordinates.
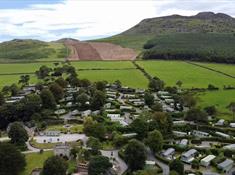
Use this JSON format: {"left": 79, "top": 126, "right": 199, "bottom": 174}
{"left": 195, "top": 62, "right": 235, "bottom": 77}
{"left": 197, "top": 90, "right": 235, "bottom": 120}
{"left": 0, "top": 75, "right": 38, "bottom": 88}
{"left": 137, "top": 60, "right": 235, "bottom": 88}
{"left": 79, "top": 69, "right": 148, "bottom": 89}
{"left": 0, "top": 63, "right": 54, "bottom": 74}
{"left": 71, "top": 60, "right": 135, "bottom": 69}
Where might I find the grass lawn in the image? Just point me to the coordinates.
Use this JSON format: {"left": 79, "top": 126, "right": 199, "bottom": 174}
{"left": 197, "top": 90, "right": 235, "bottom": 120}
{"left": 46, "top": 124, "right": 84, "bottom": 133}
{"left": 29, "top": 139, "right": 59, "bottom": 149}
{"left": 20, "top": 151, "right": 53, "bottom": 175}
{"left": 195, "top": 62, "right": 235, "bottom": 77}
{"left": 78, "top": 69, "right": 148, "bottom": 89}
{"left": 137, "top": 60, "right": 235, "bottom": 88}
{"left": 71, "top": 61, "right": 135, "bottom": 69}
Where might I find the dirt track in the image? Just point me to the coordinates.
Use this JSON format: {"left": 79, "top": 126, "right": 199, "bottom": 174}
{"left": 64, "top": 40, "right": 137, "bottom": 60}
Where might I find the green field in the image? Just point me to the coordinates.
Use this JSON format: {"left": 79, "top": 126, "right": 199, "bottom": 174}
{"left": 20, "top": 151, "right": 53, "bottom": 175}
{"left": 0, "top": 61, "right": 147, "bottom": 89}
{"left": 0, "top": 60, "right": 234, "bottom": 120}
{"left": 0, "top": 63, "right": 54, "bottom": 74}
{"left": 197, "top": 90, "right": 235, "bottom": 120}
{"left": 195, "top": 62, "right": 235, "bottom": 77}
{"left": 79, "top": 69, "right": 148, "bottom": 89}
{"left": 0, "top": 75, "right": 38, "bottom": 88}
{"left": 71, "top": 60, "right": 135, "bottom": 69}
{"left": 137, "top": 60, "right": 235, "bottom": 88}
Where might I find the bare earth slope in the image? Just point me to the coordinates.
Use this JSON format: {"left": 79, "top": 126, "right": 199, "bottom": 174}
{"left": 64, "top": 39, "right": 137, "bottom": 60}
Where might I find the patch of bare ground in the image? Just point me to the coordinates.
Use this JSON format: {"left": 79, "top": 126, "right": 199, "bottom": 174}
{"left": 64, "top": 39, "right": 137, "bottom": 60}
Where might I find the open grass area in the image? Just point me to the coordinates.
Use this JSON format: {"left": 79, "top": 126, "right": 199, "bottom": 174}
{"left": 137, "top": 60, "right": 235, "bottom": 88}
{"left": 71, "top": 61, "right": 135, "bottom": 69}
{"left": 0, "top": 75, "right": 38, "bottom": 89}
{"left": 46, "top": 124, "right": 84, "bottom": 133}
{"left": 195, "top": 62, "right": 235, "bottom": 77}
{"left": 20, "top": 151, "right": 53, "bottom": 175}
{"left": 79, "top": 69, "right": 148, "bottom": 89}
{"left": 29, "top": 139, "right": 59, "bottom": 149}
{"left": 197, "top": 90, "right": 235, "bottom": 120}
{"left": 0, "top": 63, "right": 54, "bottom": 74}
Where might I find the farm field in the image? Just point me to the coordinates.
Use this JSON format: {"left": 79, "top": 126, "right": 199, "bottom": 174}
{"left": 197, "top": 90, "right": 235, "bottom": 120}
{"left": 20, "top": 151, "right": 53, "bottom": 175}
{"left": 71, "top": 60, "right": 135, "bottom": 69}
{"left": 0, "top": 61, "right": 134, "bottom": 75}
{"left": 137, "top": 60, "right": 235, "bottom": 88}
{"left": 79, "top": 69, "right": 148, "bottom": 89}
{"left": 0, "top": 63, "right": 54, "bottom": 74}
{"left": 0, "top": 75, "right": 38, "bottom": 88}
{"left": 195, "top": 62, "right": 235, "bottom": 77}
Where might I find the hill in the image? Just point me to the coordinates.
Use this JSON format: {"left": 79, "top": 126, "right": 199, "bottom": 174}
{"left": 96, "top": 12, "right": 235, "bottom": 53}
{"left": 0, "top": 39, "right": 67, "bottom": 62}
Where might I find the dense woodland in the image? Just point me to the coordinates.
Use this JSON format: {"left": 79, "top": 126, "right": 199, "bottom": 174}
{"left": 142, "top": 33, "right": 235, "bottom": 63}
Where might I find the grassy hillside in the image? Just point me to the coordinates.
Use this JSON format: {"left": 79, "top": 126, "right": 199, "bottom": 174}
{"left": 123, "top": 12, "right": 235, "bottom": 36}
{"left": 142, "top": 33, "right": 235, "bottom": 63}
{"left": 94, "top": 34, "right": 153, "bottom": 52}
{"left": 0, "top": 39, "right": 67, "bottom": 62}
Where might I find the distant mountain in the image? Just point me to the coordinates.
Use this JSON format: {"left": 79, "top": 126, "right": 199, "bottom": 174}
{"left": 55, "top": 38, "right": 79, "bottom": 43}
{"left": 122, "top": 12, "right": 235, "bottom": 36}
{"left": 96, "top": 12, "right": 235, "bottom": 51}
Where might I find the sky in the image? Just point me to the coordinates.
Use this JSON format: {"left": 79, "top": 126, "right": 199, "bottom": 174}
{"left": 0, "top": 0, "right": 235, "bottom": 42}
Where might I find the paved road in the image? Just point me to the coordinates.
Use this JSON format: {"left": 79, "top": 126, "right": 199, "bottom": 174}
{"left": 101, "top": 150, "right": 128, "bottom": 175}
{"left": 146, "top": 148, "right": 169, "bottom": 175}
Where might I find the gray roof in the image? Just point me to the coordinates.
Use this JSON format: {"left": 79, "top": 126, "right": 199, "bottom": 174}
{"left": 163, "top": 148, "right": 175, "bottom": 157}
{"left": 182, "top": 149, "right": 197, "bottom": 158}
{"left": 218, "top": 159, "right": 234, "bottom": 169}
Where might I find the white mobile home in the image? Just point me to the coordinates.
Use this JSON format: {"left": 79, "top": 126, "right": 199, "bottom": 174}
{"left": 215, "top": 131, "right": 230, "bottom": 138}
{"left": 173, "top": 131, "right": 187, "bottom": 137}
{"left": 181, "top": 149, "right": 197, "bottom": 164}
{"left": 200, "top": 155, "right": 216, "bottom": 167}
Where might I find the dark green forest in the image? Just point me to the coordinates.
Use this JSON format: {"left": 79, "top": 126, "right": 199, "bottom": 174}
{"left": 142, "top": 33, "right": 235, "bottom": 63}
